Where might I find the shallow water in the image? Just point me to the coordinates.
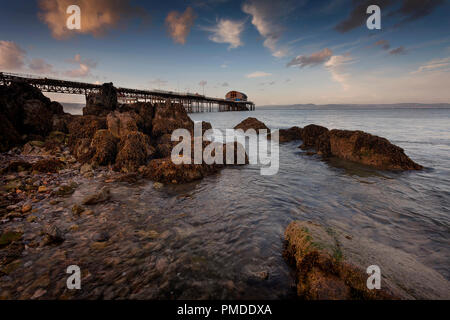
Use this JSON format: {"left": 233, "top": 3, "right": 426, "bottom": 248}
{"left": 4, "top": 106, "right": 449, "bottom": 299}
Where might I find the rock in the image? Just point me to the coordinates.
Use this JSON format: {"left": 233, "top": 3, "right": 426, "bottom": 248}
{"left": 92, "top": 231, "right": 110, "bottom": 242}
{"left": 278, "top": 126, "right": 303, "bottom": 143}
{"left": 152, "top": 101, "right": 194, "bottom": 137}
{"left": 83, "top": 83, "right": 118, "bottom": 116}
{"left": 201, "top": 121, "right": 212, "bottom": 135}
{"left": 155, "top": 257, "right": 168, "bottom": 273}
{"left": 0, "top": 113, "right": 21, "bottom": 153}
{"left": 31, "top": 289, "right": 47, "bottom": 300}
{"left": 56, "top": 182, "right": 77, "bottom": 196}
{"left": 82, "top": 187, "right": 111, "bottom": 205}
{"left": 1, "top": 161, "right": 32, "bottom": 174}
{"left": 234, "top": 117, "right": 269, "bottom": 133}
{"left": 38, "top": 186, "right": 47, "bottom": 193}
{"left": 107, "top": 111, "right": 141, "bottom": 139}
{"left": 153, "top": 182, "right": 164, "bottom": 190}
{"left": 115, "top": 131, "right": 154, "bottom": 172}
{"left": 71, "top": 204, "right": 85, "bottom": 215}
{"left": 51, "top": 114, "right": 73, "bottom": 133}
{"left": 44, "top": 131, "right": 67, "bottom": 150}
{"left": 0, "top": 231, "right": 23, "bottom": 248}
{"left": 82, "top": 129, "right": 119, "bottom": 166}
{"left": 81, "top": 209, "right": 95, "bottom": 216}
{"left": 22, "top": 100, "right": 54, "bottom": 137}
{"left": 67, "top": 115, "right": 107, "bottom": 159}
{"left": 21, "top": 204, "right": 32, "bottom": 214}
{"left": 144, "top": 158, "right": 220, "bottom": 184}
{"left": 299, "top": 124, "right": 329, "bottom": 149}
{"left": 283, "top": 221, "right": 394, "bottom": 300}
{"left": 80, "top": 163, "right": 93, "bottom": 174}
{"left": 32, "top": 158, "right": 64, "bottom": 173}
{"left": 327, "top": 130, "right": 423, "bottom": 170}
{"left": 42, "top": 225, "right": 65, "bottom": 245}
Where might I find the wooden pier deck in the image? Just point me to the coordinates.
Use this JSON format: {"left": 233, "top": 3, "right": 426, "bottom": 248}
{"left": 0, "top": 72, "right": 255, "bottom": 113}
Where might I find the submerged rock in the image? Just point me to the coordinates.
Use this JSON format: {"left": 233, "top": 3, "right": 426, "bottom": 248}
{"left": 42, "top": 225, "right": 65, "bottom": 245}
{"left": 234, "top": 117, "right": 269, "bottom": 133}
{"left": 82, "top": 186, "right": 111, "bottom": 205}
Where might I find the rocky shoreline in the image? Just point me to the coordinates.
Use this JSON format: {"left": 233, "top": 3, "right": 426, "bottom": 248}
{"left": 1, "top": 81, "right": 438, "bottom": 300}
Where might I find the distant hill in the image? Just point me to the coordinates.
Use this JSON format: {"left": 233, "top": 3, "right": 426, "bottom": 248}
{"left": 258, "top": 103, "right": 450, "bottom": 109}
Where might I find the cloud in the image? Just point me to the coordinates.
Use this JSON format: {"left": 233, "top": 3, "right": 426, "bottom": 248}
{"left": 29, "top": 58, "right": 56, "bottom": 74}
{"left": 287, "top": 48, "right": 333, "bottom": 68}
{"left": 38, "top": 0, "right": 149, "bottom": 39}
{"left": 375, "top": 39, "right": 390, "bottom": 50}
{"left": 150, "top": 78, "right": 168, "bottom": 88}
{"left": 64, "top": 54, "right": 97, "bottom": 78}
{"left": 203, "top": 18, "right": 245, "bottom": 49}
{"left": 335, "top": 0, "right": 445, "bottom": 33}
{"left": 389, "top": 46, "right": 407, "bottom": 55}
{"left": 199, "top": 80, "right": 207, "bottom": 86}
{"left": 165, "top": 7, "right": 196, "bottom": 45}
{"left": 0, "top": 41, "right": 26, "bottom": 70}
{"left": 324, "top": 54, "right": 354, "bottom": 90}
{"left": 412, "top": 57, "right": 450, "bottom": 74}
{"left": 242, "top": 0, "right": 294, "bottom": 57}
{"left": 335, "top": 0, "right": 392, "bottom": 33}
{"left": 222, "top": 82, "right": 229, "bottom": 87}
{"left": 246, "top": 71, "right": 272, "bottom": 78}
{"left": 395, "top": 0, "right": 445, "bottom": 23}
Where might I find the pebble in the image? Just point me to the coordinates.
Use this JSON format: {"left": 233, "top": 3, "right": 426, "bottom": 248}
{"left": 21, "top": 204, "right": 32, "bottom": 213}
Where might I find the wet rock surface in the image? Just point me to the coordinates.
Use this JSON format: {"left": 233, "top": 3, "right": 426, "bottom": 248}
{"left": 234, "top": 117, "right": 269, "bottom": 133}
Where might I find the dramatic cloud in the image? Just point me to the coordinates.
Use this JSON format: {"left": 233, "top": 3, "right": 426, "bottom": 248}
{"left": 287, "top": 48, "right": 333, "bottom": 68}
{"left": 375, "top": 39, "right": 391, "bottom": 50}
{"left": 246, "top": 71, "right": 272, "bottom": 78}
{"left": 412, "top": 57, "right": 450, "bottom": 74}
{"left": 64, "top": 54, "right": 97, "bottom": 78}
{"left": 389, "top": 46, "right": 407, "bottom": 55}
{"left": 165, "top": 7, "right": 196, "bottom": 45}
{"left": 242, "top": 0, "right": 293, "bottom": 57}
{"left": 0, "top": 41, "right": 26, "bottom": 70}
{"left": 29, "top": 58, "right": 56, "bottom": 74}
{"left": 325, "top": 55, "right": 354, "bottom": 90}
{"left": 335, "top": 0, "right": 444, "bottom": 33}
{"left": 203, "top": 19, "right": 245, "bottom": 49}
{"left": 38, "top": 0, "right": 149, "bottom": 39}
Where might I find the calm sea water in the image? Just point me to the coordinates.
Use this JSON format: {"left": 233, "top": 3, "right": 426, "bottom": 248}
{"left": 70, "top": 106, "right": 450, "bottom": 299}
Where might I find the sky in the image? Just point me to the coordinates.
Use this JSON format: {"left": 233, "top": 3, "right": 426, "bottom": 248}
{"left": 0, "top": 0, "right": 449, "bottom": 105}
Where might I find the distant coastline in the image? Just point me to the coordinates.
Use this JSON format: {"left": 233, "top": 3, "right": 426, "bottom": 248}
{"left": 258, "top": 103, "right": 450, "bottom": 109}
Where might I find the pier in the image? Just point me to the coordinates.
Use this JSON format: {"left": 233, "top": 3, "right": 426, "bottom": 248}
{"left": 0, "top": 72, "right": 255, "bottom": 113}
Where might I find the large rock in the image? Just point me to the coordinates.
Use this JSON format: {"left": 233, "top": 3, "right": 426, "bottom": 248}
{"left": 278, "top": 126, "right": 303, "bottom": 143}
{"left": 88, "top": 130, "right": 119, "bottom": 166}
{"left": 152, "top": 101, "right": 194, "bottom": 137}
{"left": 83, "top": 83, "right": 118, "bottom": 116}
{"left": 107, "top": 111, "right": 140, "bottom": 139}
{"left": 299, "top": 124, "right": 329, "bottom": 149}
{"left": 0, "top": 82, "right": 69, "bottom": 151}
{"left": 67, "top": 115, "right": 107, "bottom": 160}
{"left": 284, "top": 221, "right": 450, "bottom": 300}
{"left": 234, "top": 117, "right": 269, "bottom": 133}
{"left": 284, "top": 221, "right": 395, "bottom": 300}
{"left": 114, "top": 131, "right": 154, "bottom": 172}
{"left": 327, "top": 130, "right": 422, "bottom": 170}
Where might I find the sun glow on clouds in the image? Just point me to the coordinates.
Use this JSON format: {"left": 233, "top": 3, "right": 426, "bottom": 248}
{"left": 38, "top": 0, "right": 149, "bottom": 39}
{"left": 0, "top": 41, "right": 26, "bottom": 70}
{"left": 203, "top": 19, "right": 245, "bottom": 49}
{"left": 246, "top": 71, "right": 272, "bottom": 78}
{"left": 165, "top": 7, "right": 196, "bottom": 45}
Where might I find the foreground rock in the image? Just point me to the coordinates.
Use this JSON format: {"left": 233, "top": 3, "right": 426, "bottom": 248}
{"left": 284, "top": 221, "right": 450, "bottom": 300}
{"left": 299, "top": 124, "right": 422, "bottom": 170}
{"left": 234, "top": 117, "right": 269, "bottom": 133}
{"left": 284, "top": 221, "right": 395, "bottom": 300}
{"left": 83, "top": 83, "right": 118, "bottom": 116}
{"left": 0, "top": 82, "right": 65, "bottom": 152}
